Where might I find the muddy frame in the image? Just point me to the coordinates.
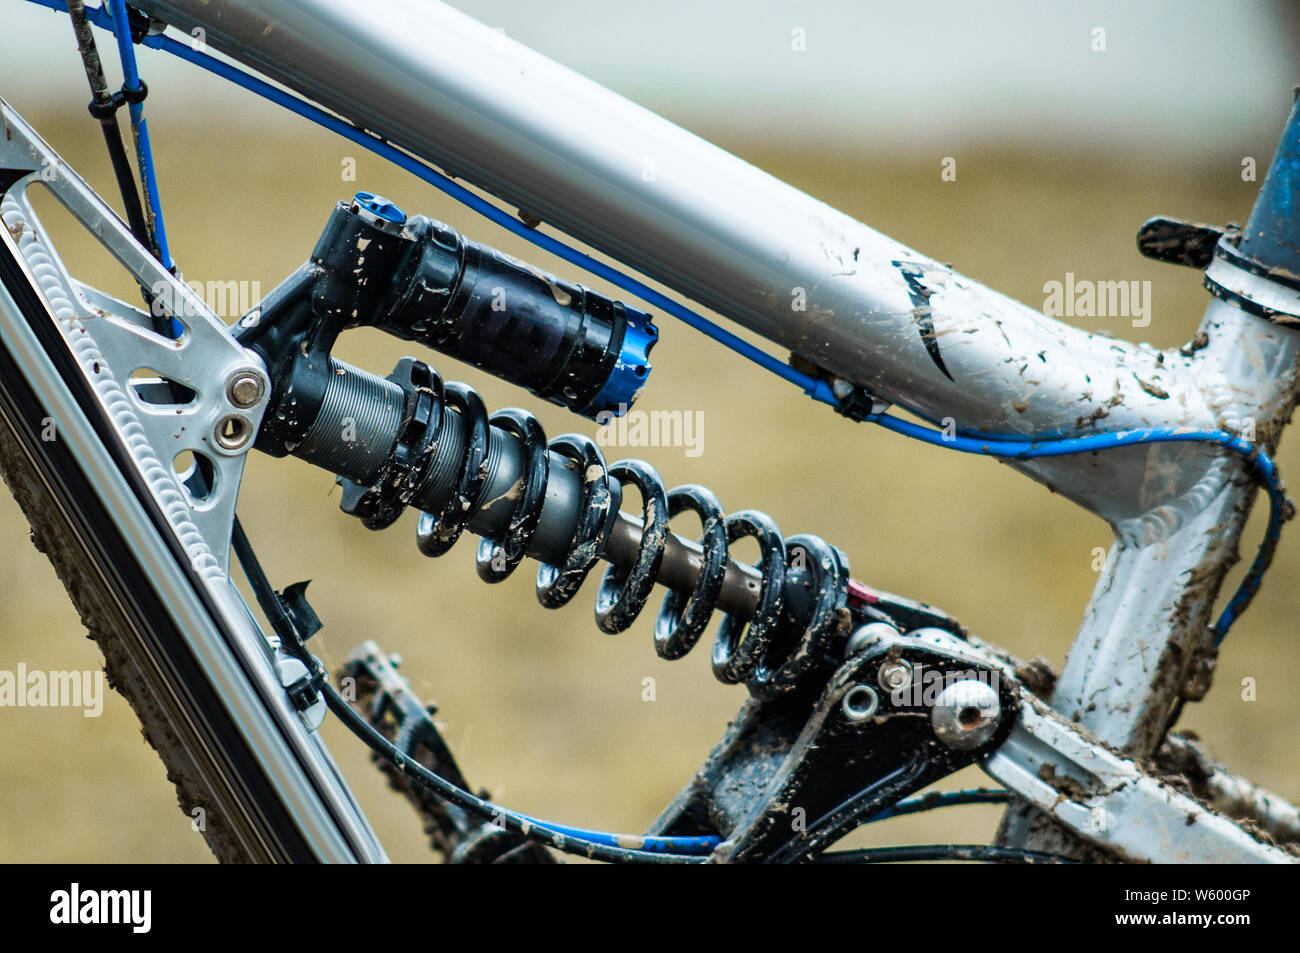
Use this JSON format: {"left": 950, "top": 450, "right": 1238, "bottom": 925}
{"left": 43, "top": 0, "right": 1300, "bottom": 857}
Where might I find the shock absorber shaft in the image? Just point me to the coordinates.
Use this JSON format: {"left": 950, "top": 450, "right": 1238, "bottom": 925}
{"left": 605, "top": 514, "right": 765, "bottom": 619}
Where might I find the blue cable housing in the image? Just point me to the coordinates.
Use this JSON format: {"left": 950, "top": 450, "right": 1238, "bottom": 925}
{"left": 863, "top": 415, "right": 1288, "bottom": 644}
{"left": 517, "top": 816, "right": 717, "bottom": 855}
{"left": 865, "top": 788, "right": 1012, "bottom": 822}
{"left": 525, "top": 787, "right": 1018, "bottom": 855}
{"left": 103, "top": 0, "right": 173, "bottom": 272}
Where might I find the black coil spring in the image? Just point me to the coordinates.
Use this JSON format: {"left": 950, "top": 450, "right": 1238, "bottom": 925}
{"left": 411, "top": 370, "right": 852, "bottom": 699}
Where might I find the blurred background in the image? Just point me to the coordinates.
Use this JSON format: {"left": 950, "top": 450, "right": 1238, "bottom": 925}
{"left": 0, "top": 0, "right": 1297, "bottom": 862}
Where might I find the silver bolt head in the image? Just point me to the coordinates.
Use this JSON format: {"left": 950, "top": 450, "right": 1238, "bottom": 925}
{"left": 227, "top": 371, "right": 265, "bottom": 409}
{"left": 845, "top": 621, "right": 900, "bottom": 658}
{"left": 877, "top": 659, "right": 914, "bottom": 694}
{"left": 930, "top": 679, "right": 1001, "bottom": 750}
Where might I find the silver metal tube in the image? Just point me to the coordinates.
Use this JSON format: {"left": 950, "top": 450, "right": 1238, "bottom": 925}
{"left": 134, "top": 0, "right": 1258, "bottom": 521}
{"left": 605, "top": 513, "right": 763, "bottom": 618}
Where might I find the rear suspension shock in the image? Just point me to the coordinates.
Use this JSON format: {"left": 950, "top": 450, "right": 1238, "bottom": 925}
{"left": 287, "top": 355, "right": 853, "bottom": 699}
{"left": 240, "top": 193, "right": 860, "bottom": 698}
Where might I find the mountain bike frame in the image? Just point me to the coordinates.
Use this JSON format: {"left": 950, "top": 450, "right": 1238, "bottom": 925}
{"left": 132, "top": 0, "right": 1300, "bottom": 751}
{"left": 3, "top": 0, "right": 1299, "bottom": 862}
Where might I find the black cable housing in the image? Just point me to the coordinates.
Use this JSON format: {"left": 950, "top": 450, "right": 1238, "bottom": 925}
{"left": 815, "top": 845, "right": 1077, "bottom": 864}
{"left": 231, "top": 517, "right": 704, "bottom": 864}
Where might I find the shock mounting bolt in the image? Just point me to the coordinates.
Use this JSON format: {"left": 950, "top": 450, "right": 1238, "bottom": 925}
{"left": 227, "top": 370, "right": 266, "bottom": 409}
{"left": 930, "top": 679, "right": 1001, "bottom": 750}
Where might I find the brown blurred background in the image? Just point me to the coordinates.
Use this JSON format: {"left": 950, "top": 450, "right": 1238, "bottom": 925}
{"left": 0, "top": 1, "right": 1298, "bottom": 862}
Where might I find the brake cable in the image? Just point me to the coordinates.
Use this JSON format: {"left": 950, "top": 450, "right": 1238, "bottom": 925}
{"left": 231, "top": 516, "right": 710, "bottom": 864}
{"left": 102, "top": 0, "right": 172, "bottom": 270}
{"left": 815, "top": 845, "right": 1077, "bottom": 864}
{"left": 63, "top": 1, "right": 154, "bottom": 258}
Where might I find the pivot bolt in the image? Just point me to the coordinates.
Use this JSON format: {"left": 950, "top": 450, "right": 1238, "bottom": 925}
{"left": 930, "top": 679, "right": 1001, "bottom": 750}
{"left": 845, "top": 621, "right": 900, "bottom": 658}
{"left": 877, "top": 659, "right": 914, "bottom": 695}
{"left": 227, "top": 370, "right": 266, "bottom": 409}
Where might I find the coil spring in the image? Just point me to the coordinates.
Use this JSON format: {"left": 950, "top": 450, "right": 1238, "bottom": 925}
{"left": 410, "top": 368, "right": 852, "bottom": 700}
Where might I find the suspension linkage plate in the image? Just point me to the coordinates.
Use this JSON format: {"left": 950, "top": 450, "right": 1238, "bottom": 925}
{"left": 648, "top": 626, "right": 1019, "bottom": 863}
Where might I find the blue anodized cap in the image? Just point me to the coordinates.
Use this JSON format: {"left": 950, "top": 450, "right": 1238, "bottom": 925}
{"left": 588, "top": 306, "right": 658, "bottom": 418}
{"left": 350, "top": 191, "right": 407, "bottom": 230}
